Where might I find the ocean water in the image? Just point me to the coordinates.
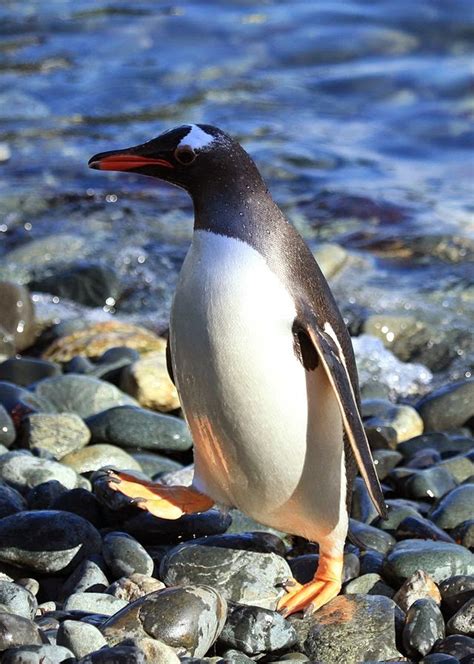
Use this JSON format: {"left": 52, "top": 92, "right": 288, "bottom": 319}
{"left": 0, "top": 0, "right": 473, "bottom": 384}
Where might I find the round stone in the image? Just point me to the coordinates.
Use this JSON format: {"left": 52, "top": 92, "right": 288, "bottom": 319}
{"left": 56, "top": 619, "right": 107, "bottom": 659}
{"left": 440, "top": 575, "right": 474, "bottom": 617}
{"left": 0, "top": 612, "right": 42, "bottom": 652}
{"left": 62, "top": 557, "right": 109, "bottom": 597}
{"left": 0, "top": 482, "right": 26, "bottom": 518}
{"left": 63, "top": 591, "right": 128, "bottom": 616}
{"left": 343, "top": 573, "right": 394, "bottom": 598}
{"left": 395, "top": 514, "right": 455, "bottom": 544}
{"left": 430, "top": 485, "right": 474, "bottom": 530}
{"left": 19, "top": 412, "right": 90, "bottom": 458}
{"left": 0, "top": 405, "right": 16, "bottom": 447}
{"left": 349, "top": 518, "right": 395, "bottom": 554}
{"left": 446, "top": 597, "right": 474, "bottom": 636}
{"left": 103, "top": 531, "right": 154, "bottom": 579}
{"left": 403, "top": 598, "right": 445, "bottom": 657}
{"left": 0, "top": 451, "right": 78, "bottom": 492}
{"left": 362, "top": 399, "right": 424, "bottom": 444}
{"left": 398, "top": 433, "right": 473, "bottom": 459}
{"left": 432, "top": 634, "right": 474, "bottom": 660}
{"left": 0, "top": 358, "right": 60, "bottom": 387}
{"left": 60, "top": 443, "right": 141, "bottom": 474}
{"left": 392, "top": 570, "right": 442, "bottom": 613}
{"left": 51, "top": 487, "right": 103, "bottom": 528}
{"left": 106, "top": 573, "right": 165, "bottom": 603}
{"left": 0, "top": 510, "right": 101, "bottom": 573}
{"left": 404, "top": 466, "right": 457, "bottom": 500}
{"left": 120, "top": 350, "right": 180, "bottom": 412}
{"left": 417, "top": 380, "right": 474, "bottom": 431}
{"left": 119, "top": 509, "right": 231, "bottom": 545}
{"left": 0, "top": 580, "right": 37, "bottom": 619}
{"left": 0, "top": 644, "right": 75, "bottom": 663}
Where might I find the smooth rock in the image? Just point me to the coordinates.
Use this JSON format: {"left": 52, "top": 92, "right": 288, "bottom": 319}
{"left": 103, "top": 532, "right": 154, "bottom": 579}
{"left": 56, "top": 619, "right": 107, "bottom": 659}
{"left": 289, "top": 553, "right": 359, "bottom": 585}
{"left": 395, "top": 514, "right": 456, "bottom": 543}
{"left": 432, "top": 634, "right": 474, "bottom": 660}
{"left": 0, "top": 580, "right": 37, "bottom": 619}
{"left": 290, "top": 594, "right": 403, "bottom": 663}
{"left": 77, "top": 644, "right": 146, "bottom": 663}
{"left": 0, "top": 612, "right": 42, "bottom": 651}
{"left": 218, "top": 603, "right": 297, "bottom": 655}
{"left": 440, "top": 575, "right": 474, "bottom": 617}
{"left": 437, "top": 455, "right": 474, "bottom": 484}
{"left": 349, "top": 518, "right": 395, "bottom": 554}
{"left": 364, "top": 314, "right": 432, "bottom": 364}
{"left": 0, "top": 358, "right": 60, "bottom": 387}
{"left": 19, "top": 412, "right": 90, "bottom": 459}
{"left": 63, "top": 591, "right": 128, "bottom": 616}
{"left": 0, "top": 452, "right": 78, "bottom": 492}
{"left": 431, "top": 485, "right": 474, "bottom": 530}
{"left": 343, "top": 573, "right": 394, "bottom": 598}
{"left": 446, "top": 597, "right": 474, "bottom": 636}
{"left": 404, "top": 466, "right": 457, "bottom": 500}
{"left": 33, "top": 374, "right": 137, "bottom": 419}
{"left": 1, "top": 644, "right": 75, "bottom": 663}
{"left": 0, "top": 382, "right": 53, "bottom": 423}
{"left": 351, "top": 476, "right": 380, "bottom": 524}
{"left": 0, "top": 282, "right": 36, "bottom": 351}
{"left": 377, "top": 499, "right": 421, "bottom": 532}
{"left": 398, "top": 433, "right": 473, "bottom": 459}
{"left": 101, "top": 585, "right": 227, "bottom": 657}
{"left": 0, "top": 405, "right": 15, "bottom": 447}
{"left": 61, "top": 443, "right": 141, "bottom": 474}
{"left": 62, "top": 557, "right": 109, "bottom": 597}
{"left": 0, "top": 510, "right": 101, "bottom": 573}
{"left": 120, "top": 350, "right": 180, "bottom": 412}
{"left": 403, "top": 598, "right": 445, "bottom": 656}
{"left": 43, "top": 320, "right": 166, "bottom": 362}
{"left": 85, "top": 405, "right": 192, "bottom": 452}
{"left": 131, "top": 452, "right": 183, "bottom": 479}
{"left": 372, "top": 449, "right": 402, "bottom": 480}
{"left": 66, "top": 347, "right": 139, "bottom": 384}
{"left": 161, "top": 544, "right": 291, "bottom": 609}
{"left": 106, "top": 573, "right": 165, "bottom": 603}
{"left": 417, "top": 380, "right": 474, "bottom": 431}
{"left": 452, "top": 520, "right": 474, "bottom": 549}
{"left": 27, "top": 480, "right": 68, "bottom": 510}
{"left": 119, "top": 509, "right": 231, "bottom": 545}
{"left": 192, "top": 531, "right": 286, "bottom": 557}
{"left": 51, "top": 488, "right": 103, "bottom": 528}
{"left": 383, "top": 540, "right": 474, "bottom": 585}
{"left": 419, "top": 654, "right": 461, "bottom": 664}
{"left": 362, "top": 399, "right": 424, "bottom": 444}
{"left": 0, "top": 482, "right": 26, "bottom": 518}
{"left": 359, "top": 550, "right": 384, "bottom": 575}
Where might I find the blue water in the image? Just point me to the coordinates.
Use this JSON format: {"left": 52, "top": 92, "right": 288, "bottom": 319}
{"left": 0, "top": 1, "right": 473, "bottom": 380}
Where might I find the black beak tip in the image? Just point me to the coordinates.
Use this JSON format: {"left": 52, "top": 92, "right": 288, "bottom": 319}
{"left": 88, "top": 155, "right": 101, "bottom": 169}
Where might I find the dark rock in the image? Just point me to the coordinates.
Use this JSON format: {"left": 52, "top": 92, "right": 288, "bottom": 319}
{"left": 398, "top": 433, "right": 473, "bottom": 460}
{"left": 33, "top": 374, "right": 137, "bottom": 419}
{"left": 359, "top": 550, "right": 384, "bottom": 575}
{"left": 130, "top": 452, "right": 183, "bottom": 480}
{"left": 192, "top": 531, "right": 286, "bottom": 557}
{"left": 440, "top": 575, "right": 474, "bottom": 617}
{"left": 119, "top": 509, "right": 231, "bottom": 545}
{"left": 432, "top": 634, "right": 474, "bottom": 660}
{"left": 0, "top": 612, "right": 42, "bottom": 651}
{"left": 15, "top": 578, "right": 39, "bottom": 597}
{"left": 351, "top": 476, "right": 379, "bottom": 524}
{"left": 290, "top": 594, "right": 403, "bottom": 663}
{"left": 62, "top": 557, "right": 109, "bottom": 597}
{"left": 218, "top": 603, "right": 297, "bottom": 655}
{"left": 365, "top": 423, "right": 398, "bottom": 450}
{"left": 406, "top": 448, "right": 443, "bottom": 469}
{"left": 404, "top": 466, "right": 457, "bottom": 500}
{"left": 343, "top": 572, "right": 394, "bottom": 598}
{"left": 383, "top": 539, "right": 474, "bottom": 585}
{"left": 417, "top": 380, "right": 474, "bottom": 431}
{"left": 436, "top": 455, "right": 474, "bottom": 484}
{"left": 0, "top": 510, "right": 101, "bottom": 573}
{"left": 220, "top": 649, "right": 255, "bottom": 663}
{"left": 19, "top": 412, "right": 90, "bottom": 458}
{"left": 0, "top": 382, "right": 53, "bottom": 426}
{"left": 376, "top": 499, "right": 421, "bottom": 532}
{"left": 446, "top": 597, "right": 474, "bottom": 636}
{"left": 403, "top": 598, "right": 445, "bottom": 656}
{"left": 0, "top": 452, "right": 78, "bottom": 493}
{"left": 451, "top": 520, "right": 474, "bottom": 549}
{"left": 419, "top": 654, "right": 461, "bottom": 664}
{"left": 395, "top": 515, "right": 456, "bottom": 543}
{"left": 27, "top": 480, "right": 68, "bottom": 510}
{"left": 29, "top": 261, "right": 121, "bottom": 308}
{"left": 0, "top": 282, "right": 35, "bottom": 352}
{"left": 56, "top": 619, "right": 107, "bottom": 659}
{"left": 161, "top": 544, "right": 291, "bottom": 609}
{"left": 0, "top": 580, "right": 37, "bottom": 619}
{"left": 1, "top": 644, "right": 75, "bottom": 663}
{"left": 431, "top": 485, "right": 474, "bottom": 530}
{"left": 85, "top": 405, "right": 192, "bottom": 452}
{"left": 63, "top": 591, "right": 128, "bottom": 616}
{"left": 0, "top": 405, "right": 15, "bottom": 447}
{"left": 51, "top": 488, "right": 103, "bottom": 528}
{"left": 289, "top": 553, "right": 359, "bottom": 586}
{"left": 103, "top": 531, "right": 154, "bottom": 579}
{"left": 0, "top": 482, "right": 26, "bottom": 518}
{"left": 77, "top": 644, "right": 146, "bottom": 663}
{"left": 0, "top": 358, "right": 60, "bottom": 387}
{"left": 101, "top": 585, "right": 227, "bottom": 658}
{"left": 372, "top": 449, "right": 402, "bottom": 480}
{"left": 349, "top": 518, "right": 395, "bottom": 553}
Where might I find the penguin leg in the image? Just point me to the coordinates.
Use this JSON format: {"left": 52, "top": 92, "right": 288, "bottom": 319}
{"left": 278, "top": 546, "right": 343, "bottom": 617}
{"left": 106, "top": 470, "right": 214, "bottom": 519}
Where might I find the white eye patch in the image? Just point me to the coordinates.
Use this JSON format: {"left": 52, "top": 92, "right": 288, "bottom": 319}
{"left": 178, "top": 124, "right": 215, "bottom": 150}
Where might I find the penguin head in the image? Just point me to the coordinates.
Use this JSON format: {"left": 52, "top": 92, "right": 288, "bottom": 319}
{"left": 88, "top": 124, "right": 259, "bottom": 196}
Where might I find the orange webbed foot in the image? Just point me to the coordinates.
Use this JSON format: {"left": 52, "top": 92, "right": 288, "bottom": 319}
{"left": 278, "top": 551, "right": 343, "bottom": 617}
{"left": 107, "top": 470, "right": 214, "bottom": 520}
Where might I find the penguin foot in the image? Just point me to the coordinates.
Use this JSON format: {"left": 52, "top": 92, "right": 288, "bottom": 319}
{"left": 106, "top": 470, "right": 214, "bottom": 519}
{"left": 277, "top": 552, "right": 343, "bottom": 617}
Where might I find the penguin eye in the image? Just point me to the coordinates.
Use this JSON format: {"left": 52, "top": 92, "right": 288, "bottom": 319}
{"left": 174, "top": 145, "right": 196, "bottom": 165}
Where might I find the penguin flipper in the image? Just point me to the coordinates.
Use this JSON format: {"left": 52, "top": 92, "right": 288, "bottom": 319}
{"left": 166, "top": 335, "right": 175, "bottom": 386}
{"left": 298, "top": 307, "right": 387, "bottom": 519}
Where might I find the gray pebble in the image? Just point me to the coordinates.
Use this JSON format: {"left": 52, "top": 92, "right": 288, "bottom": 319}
{"left": 404, "top": 466, "right": 457, "bottom": 500}
{"left": 56, "top": 619, "right": 107, "bottom": 658}
{"left": 417, "top": 379, "right": 474, "bottom": 431}
{"left": 61, "top": 443, "right": 141, "bottom": 474}
{"left": 0, "top": 612, "right": 42, "bottom": 651}
{"left": 436, "top": 455, "right": 474, "bottom": 484}
{"left": 0, "top": 451, "right": 78, "bottom": 493}
{"left": 1, "top": 644, "right": 75, "bottom": 663}
{"left": 63, "top": 591, "right": 128, "bottom": 616}
{"left": 103, "top": 531, "right": 154, "bottom": 579}
{"left": 62, "top": 557, "right": 110, "bottom": 597}
{"left": 77, "top": 644, "right": 146, "bottom": 663}
{"left": 0, "top": 580, "right": 37, "bottom": 619}
{"left": 403, "top": 598, "right": 445, "bottom": 656}
{"left": 343, "top": 573, "right": 394, "bottom": 598}
{"left": 398, "top": 432, "right": 472, "bottom": 459}
{"left": 106, "top": 573, "right": 165, "bottom": 603}
{"left": 372, "top": 449, "right": 402, "bottom": 480}
{"left": 430, "top": 485, "right": 474, "bottom": 530}
{"left": 19, "top": 412, "right": 90, "bottom": 458}
{"left": 395, "top": 514, "right": 456, "bottom": 543}
{"left": 440, "top": 575, "right": 474, "bottom": 616}
{"left": 446, "top": 597, "right": 474, "bottom": 636}
{"left": 349, "top": 518, "right": 395, "bottom": 553}
{"left": 0, "top": 405, "right": 15, "bottom": 447}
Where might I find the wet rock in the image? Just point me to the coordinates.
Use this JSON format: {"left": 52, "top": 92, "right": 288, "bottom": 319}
{"left": 193, "top": 531, "right": 286, "bottom": 557}
{"left": 63, "top": 591, "right": 128, "bottom": 616}
{"left": 19, "top": 412, "right": 90, "bottom": 458}
{"left": 161, "top": 544, "right": 291, "bottom": 609}
{"left": 29, "top": 261, "right": 121, "bottom": 308}
{"left": 362, "top": 399, "right": 424, "bottom": 444}
{"left": 351, "top": 476, "right": 380, "bottom": 524}
{"left": 406, "top": 447, "right": 443, "bottom": 469}
{"left": 1, "top": 644, "right": 75, "bottom": 663}
{"left": 0, "top": 612, "right": 42, "bottom": 651}
{"left": 218, "top": 603, "right": 297, "bottom": 655}
{"left": 446, "top": 597, "right": 474, "bottom": 636}
{"left": 349, "top": 518, "right": 395, "bottom": 553}
{"left": 103, "top": 531, "right": 154, "bottom": 579}
{"left": 431, "top": 485, "right": 474, "bottom": 530}
{"left": 0, "top": 580, "right": 37, "bottom": 619}
{"left": 0, "top": 510, "right": 101, "bottom": 573}
{"left": 66, "top": 347, "right": 140, "bottom": 384}
{"left": 62, "top": 557, "right": 109, "bottom": 596}
{"left": 85, "top": 405, "right": 192, "bottom": 452}
{"left": 119, "top": 509, "right": 231, "bottom": 545}
{"left": 43, "top": 320, "right": 166, "bottom": 362}
{"left": 395, "top": 514, "right": 456, "bottom": 543}
{"left": 431, "top": 634, "right": 474, "bottom": 660}
{"left": 120, "top": 350, "right": 180, "bottom": 412}
{"left": 106, "top": 573, "right": 165, "bottom": 603}
{"left": 359, "top": 550, "right": 384, "bottom": 575}
{"left": 398, "top": 433, "right": 473, "bottom": 459}
{"left": 27, "top": 480, "right": 68, "bottom": 510}
{"left": 452, "top": 520, "right": 474, "bottom": 549}
{"left": 404, "top": 466, "right": 457, "bottom": 500}
{"left": 417, "top": 380, "right": 474, "bottom": 431}
{"left": 0, "top": 406, "right": 15, "bottom": 447}
{"left": 51, "top": 487, "right": 103, "bottom": 528}
{"left": 56, "top": 619, "right": 107, "bottom": 659}
{"left": 343, "top": 572, "right": 394, "bottom": 598}
{"left": 290, "top": 594, "right": 403, "bottom": 663}
{"left": 437, "top": 455, "right": 474, "bottom": 484}
{"left": 0, "top": 482, "right": 26, "bottom": 518}
{"left": 289, "top": 553, "right": 359, "bottom": 585}
{"left": 0, "top": 282, "right": 36, "bottom": 351}
{"left": 61, "top": 443, "right": 141, "bottom": 474}
{"left": 33, "top": 374, "right": 137, "bottom": 419}
{"left": 0, "top": 451, "right": 78, "bottom": 492}
{"left": 440, "top": 575, "right": 474, "bottom": 618}
{"left": 403, "top": 598, "right": 445, "bottom": 657}
{"left": 101, "top": 585, "right": 227, "bottom": 658}
{"left": 0, "top": 358, "right": 60, "bottom": 388}
{"left": 377, "top": 499, "right": 421, "bottom": 532}
{"left": 383, "top": 539, "right": 474, "bottom": 585}
{"left": 372, "top": 449, "right": 402, "bottom": 480}
{"left": 77, "top": 644, "right": 146, "bottom": 663}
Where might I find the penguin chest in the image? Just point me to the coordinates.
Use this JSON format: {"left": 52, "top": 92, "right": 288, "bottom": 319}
{"left": 170, "top": 230, "right": 344, "bottom": 530}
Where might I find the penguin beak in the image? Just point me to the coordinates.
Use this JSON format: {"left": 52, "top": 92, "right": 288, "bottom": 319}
{"left": 88, "top": 148, "right": 174, "bottom": 172}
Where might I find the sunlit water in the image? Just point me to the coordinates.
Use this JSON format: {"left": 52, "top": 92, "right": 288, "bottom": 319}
{"left": 0, "top": 0, "right": 473, "bottom": 386}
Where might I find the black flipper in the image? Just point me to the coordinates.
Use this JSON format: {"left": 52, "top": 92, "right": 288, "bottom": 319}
{"left": 298, "top": 305, "right": 387, "bottom": 519}
{"left": 166, "top": 335, "right": 175, "bottom": 386}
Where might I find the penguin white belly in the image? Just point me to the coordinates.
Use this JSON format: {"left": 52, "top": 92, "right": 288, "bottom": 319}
{"left": 170, "top": 230, "right": 346, "bottom": 541}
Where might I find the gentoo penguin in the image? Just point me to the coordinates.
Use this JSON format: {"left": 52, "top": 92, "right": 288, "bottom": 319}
{"left": 88, "top": 124, "right": 387, "bottom": 616}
